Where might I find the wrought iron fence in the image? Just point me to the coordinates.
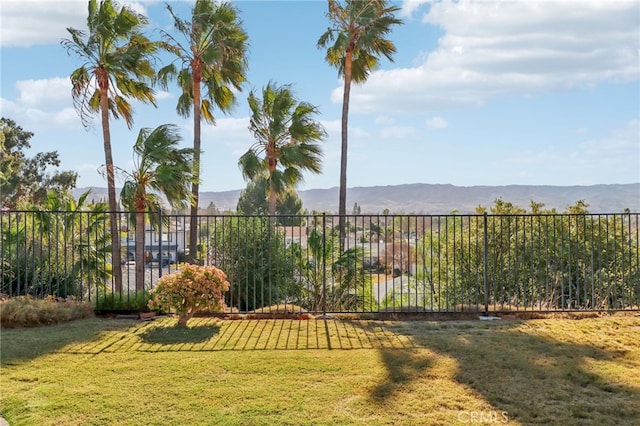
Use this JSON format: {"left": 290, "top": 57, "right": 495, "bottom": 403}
{"left": 1, "top": 210, "right": 638, "bottom": 314}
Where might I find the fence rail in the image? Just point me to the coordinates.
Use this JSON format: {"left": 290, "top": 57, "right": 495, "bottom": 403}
{"left": 1, "top": 210, "right": 638, "bottom": 314}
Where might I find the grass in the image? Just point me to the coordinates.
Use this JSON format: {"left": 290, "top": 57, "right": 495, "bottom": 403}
{"left": 1, "top": 315, "right": 639, "bottom": 425}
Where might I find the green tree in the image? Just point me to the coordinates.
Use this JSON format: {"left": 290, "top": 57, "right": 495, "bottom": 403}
{"left": 210, "top": 216, "right": 297, "bottom": 311}
{"left": 157, "top": 0, "right": 249, "bottom": 263}
{"left": 238, "top": 82, "right": 325, "bottom": 216}
{"left": 352, "top": 202, "right": 361, "bottom": 215}
{"left": 62, "top": 0, "right": 158, "bottom": 291}
{"left": 295, "top": 228, "right": 373, "bottom": 312}
{"left": 416, "top": 200, "right": 640, "bottom": 311}
{"left": 236, "top": 177, "right": 304, "bottom": 225}
{"left": 236, "top": 178, "right": 269, "bottom": 215}
{"left": 1, "top": 190, "right": 111, "bottom": 299}
{"left": 276, "top": 189, "right": 305, "bottom": 226}
{"left": 0, "top": 118, "right": 77, "bottom": 208}
{"left": 205, "top": 202, "right": 219, "bottom": 215}
{"left": 317, "top": 0, "right": 402, "bottom": 248}
{"left": 119, "top": 125, "right": 195, "bottom": 291}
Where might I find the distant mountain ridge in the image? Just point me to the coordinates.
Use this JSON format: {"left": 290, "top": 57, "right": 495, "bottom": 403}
{"left": 73, "top": 183, "right": 640, "bottom": 214}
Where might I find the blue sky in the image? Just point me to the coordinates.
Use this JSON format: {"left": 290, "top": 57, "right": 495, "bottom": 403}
{"left": 1, "top": 0, "right": 639, "bottom": 194}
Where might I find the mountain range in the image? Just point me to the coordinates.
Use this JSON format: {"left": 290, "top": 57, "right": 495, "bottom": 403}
{"left": 74, "top": 183, "right": 640, "bottom": 214}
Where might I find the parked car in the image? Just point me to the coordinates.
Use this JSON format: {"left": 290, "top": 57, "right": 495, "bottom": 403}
{"left": 154, "top": 252, "right": 174, "bottom": 266}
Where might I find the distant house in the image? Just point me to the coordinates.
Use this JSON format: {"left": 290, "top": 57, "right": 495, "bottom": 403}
{"left": 278, "top": 226, "right": 309, "bottom": 247}
{"left": 122, "top": 222, "right": 187, "bottom": 265}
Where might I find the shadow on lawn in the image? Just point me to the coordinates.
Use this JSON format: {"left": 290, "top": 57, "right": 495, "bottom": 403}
{"left": 139, "top": 323, "right": 220, "bottom": 345}
{"left": 0, "top": 317, "right": 136, "bottom": 365}
{"left": 359, "top": 320, "right": 640, "bottom": 425}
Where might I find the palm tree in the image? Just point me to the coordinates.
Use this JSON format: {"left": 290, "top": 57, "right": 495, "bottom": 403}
{"left": 156, "top": 0, "right": 249, "bottom": 263}
{"left": 119, "top": 124, "right": 195, "bottom": 291}
{"left": 238, "top": 82, "right": 326, "bottom": 216}
{"left": 62, "top": 0, "right": 158, "bottom": 291}
{"left": 317, "top": 0, "right": 402, "bottom": 249}
{"left": 297, "top": 228, "right": 373, "bottom": 313}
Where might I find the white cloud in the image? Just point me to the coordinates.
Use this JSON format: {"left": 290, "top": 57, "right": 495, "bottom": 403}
{"left": 578, "top": 119, "right": 640, "bottom": 161}
{"left": 199, "top": 116, "right": 251, "bottom": 157}
{"left": 16, "top": 77, "right": 71, "bottom": 108}
{"left": 507, "top": 120, "right": 640, "bottom": 182}
{"left": 320, "top": 119, "right": 368, "bottom": 141}
{"left": 379, "top": 126, "right": 417, "bottom": 140}
{"left": 425, "top": 116, "right": 448, "bottom": 129}
{"left": 345, "top": 0, "right": 640, "bottom": 114}
{"left": 375, "top": 115, "right": 397, "bottom": 126}
{"left": 1, "top": 77, "right": 81, "bottom": 131}
{"left": 1, "top": 1, "right": 87, "bottom": 47}
{"left": 0, "top": 0, "right": 153, "bottom": 47}
{"left": 155, "top": 91, "right": 174, "bottom": 101}
{"left": 400, "top": 0, "right": 432, "bottom": 18}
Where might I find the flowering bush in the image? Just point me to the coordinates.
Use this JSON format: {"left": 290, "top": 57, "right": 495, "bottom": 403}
{"left": 148, "top": 264, "right": 230, "bottom": 326}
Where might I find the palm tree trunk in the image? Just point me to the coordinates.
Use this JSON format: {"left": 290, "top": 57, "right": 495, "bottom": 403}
{"left": 188, "top": 68, "right": 202, "bottom": 264}
{"left": 268, "top": 179, "right": 277, "bottom": 217}
{"left": 135, "top": 210, "right": 145, "bottom": 292}
{"left": 338, "top": 51, "right": 353, "bottom": 253}
{"left": 100, "top": 85, "right": 122, "bottom": 292}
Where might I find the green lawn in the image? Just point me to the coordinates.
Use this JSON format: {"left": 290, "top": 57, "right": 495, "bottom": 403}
{"left": 1, "top": 315, "right": 639, "bottom": 425}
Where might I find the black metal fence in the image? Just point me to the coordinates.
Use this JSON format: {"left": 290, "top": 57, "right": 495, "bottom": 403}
{"left": 1, "top": 210, "right": 638, "bottom": 314}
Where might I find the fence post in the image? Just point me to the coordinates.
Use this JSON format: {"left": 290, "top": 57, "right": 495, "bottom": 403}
{"left": 483, "top": 212, "right": 489, "bottom": 316}
{"left": 322, "top": 213, "right": 327, "bottom": 316}
{"left": 158, "top": 209, "right": 163, "bottom": 280}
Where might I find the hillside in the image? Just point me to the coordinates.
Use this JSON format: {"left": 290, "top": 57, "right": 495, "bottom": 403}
{"left": 73, "top": 183, "right": 639, "bottom": 214}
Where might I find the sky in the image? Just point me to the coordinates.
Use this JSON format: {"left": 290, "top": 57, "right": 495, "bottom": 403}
{"left": 1, "top": 0, "right": 639, "bottom": 195}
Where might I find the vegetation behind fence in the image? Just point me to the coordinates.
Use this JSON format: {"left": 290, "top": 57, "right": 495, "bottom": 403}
{"left": 1, "top": 209, "right": 638, "bottom": 314}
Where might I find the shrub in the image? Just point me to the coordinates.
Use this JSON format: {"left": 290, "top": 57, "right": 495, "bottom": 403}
{"left": 148, "top": 264, "right": 230, "bottom": 326}
{"left": 211, "top": 216, "right": 299, "bottom": 311}
{"left": 95, "top": 291, "right": 153, "bottom": 312}
{"left": 0, "top": 296, "right": 94, "bottom": 328}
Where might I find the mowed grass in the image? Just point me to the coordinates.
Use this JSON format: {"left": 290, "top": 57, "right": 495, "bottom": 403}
{"left": 1, "top": 315, "right": 639, "bottom": 425}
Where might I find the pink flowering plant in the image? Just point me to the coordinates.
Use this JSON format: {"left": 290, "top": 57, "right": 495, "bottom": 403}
{"left": 148, "top": 264, "right": 230, "bottom": 326}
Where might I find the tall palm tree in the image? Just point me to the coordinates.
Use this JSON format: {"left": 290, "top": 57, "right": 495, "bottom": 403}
{"left": 62, "top": 0, "right": 158, "bottom": 291}
{"left": 157, "top": 0, "right": 249, "bottom": 263}
{"left": 119, "top": 124, "right": 195, "bottom": 291}
{"left": 238, "top": 82, "right": 326, "bottom": 216}
{"left": 317, "top": 0, "right": 402, "bottom": 249}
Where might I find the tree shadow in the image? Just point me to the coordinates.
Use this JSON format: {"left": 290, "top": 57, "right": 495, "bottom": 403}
{"left": 0, "top": 317, "right": 137, "bottom": 365}
{"left": 370, "top": 348, "right": 434, "bottom": 401}
{"left": 138, "top": 322, "right": 221, "bottom": 345}
{"left": 356, "top": 319, "right": 640, "bottom": 424}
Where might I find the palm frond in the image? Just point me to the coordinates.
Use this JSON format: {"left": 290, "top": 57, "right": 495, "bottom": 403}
{"left": 241, "top": 81, "right": 325, "bottom": 203}
{"left": 317, "top": 0, "right": 402, "bottom": 80}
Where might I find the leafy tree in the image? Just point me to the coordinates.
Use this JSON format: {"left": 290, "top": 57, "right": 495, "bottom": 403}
{"left": 414, "top": 200, "right": 640, "bottom": 311}
{"left": 276, "top": 189, "right": 305, "bottom": 226}
{"left": 294, "top": 228, "right": 373, "bottom": 312}
{"left": 209, "top": 216, "right": 298, "bottom": 311}
{"left": 238, "top": 82, "right": 325, "bottom": 216}
{"left": 0, "top": 118, "right": 77, "bottom": 208}
{"left": 236, "top": 177, "right": 304, "bottom": 225}
{"left": 236, "top": 178, "right": 269, "bottom": 215}
{"left": 119, "top": 124, "right": 195, "bottom": 291}
{"left": 157, "top": 0, "right": 249, "bottom": 263}
{"left": 62, "top": 0, "right": 158, "bottom": 291}
{"left": 1, "top": 190, "right": 111, "bottom": 299}
{"left": 205, "top": 202, "right": 219, "bottom": 215}
{"left": 317, "top": 0, "right": 402, "bottom": 248}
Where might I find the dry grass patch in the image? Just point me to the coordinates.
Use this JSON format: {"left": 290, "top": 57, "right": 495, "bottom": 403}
{"left": 0, "top": 296, "right": 94, "bottom": 328}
